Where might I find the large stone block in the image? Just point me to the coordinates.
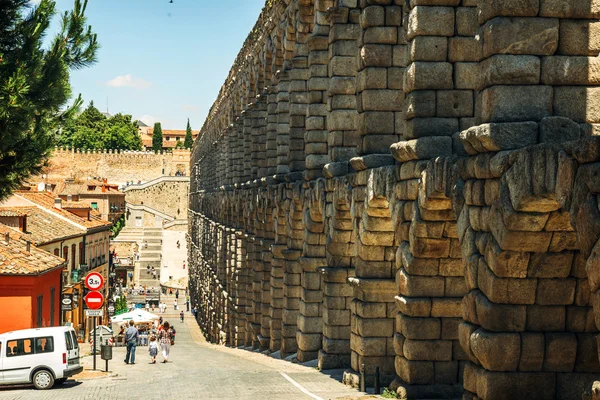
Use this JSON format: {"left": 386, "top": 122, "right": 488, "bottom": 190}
{"left": 478, "top": 0, "right": 539, "bottom": 23}
{"left": 407, "top": 6, "right": 455, "bottom": 40}
{"left": 405, "top": 62, "right": 454, "bottom": 92}
{"left": 540, "top": 0, "right": 600, "bottom": 18}
{"left": 470, "top": 329, "right": 520, "bottom": 371}
{"left": 479, "top": 86, "right": 553, "bottom": 123}
{"left": 481, "top": 17, "right": 559, "bottom": 58}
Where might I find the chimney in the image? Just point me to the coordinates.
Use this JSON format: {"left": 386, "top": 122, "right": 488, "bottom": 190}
{"left": 54, "top": 198, "right": 62, "bottom": 209}
{"left": 4, "top": 233, "right": 9, "bottom": 244}
{"left": 26, "top": 240, "right": 31, "bottom": 253}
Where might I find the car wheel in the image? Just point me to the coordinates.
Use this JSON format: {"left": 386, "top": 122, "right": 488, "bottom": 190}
{"left": 32, "top": 369, "right": 54, "bottom": 390}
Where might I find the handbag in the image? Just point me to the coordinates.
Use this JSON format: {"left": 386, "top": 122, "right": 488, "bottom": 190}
{"left": 170, "top": 338, "right": 175, "bottom": 346}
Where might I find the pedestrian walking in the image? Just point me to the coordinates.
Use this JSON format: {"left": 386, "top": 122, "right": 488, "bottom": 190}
{"left": 174, "top": 299, "right": 178, "bottom": 310}
{"left": 175, "top": 290, "right": 179, "bottom": 300}
{"left": 153, "top": 269, "right": 157, "bottom": 279}
{"left": 193, "top": 306, "right": 198, "bottom": 319}
{"left": 180, "top": 310, "right": 184, "bottom": 323}
{"left": 148, "top": 335, "right": 158, "bottom": 364}
{"left": 124, "top": 320, "right": 139, "bottom": 364}
{"left": 158, "top": 322, "right": 173, "bottom": 363}
{"left": 145, "top": 302, "right": 149, "bottom": 311}
{"left": 185, "top": 299, "right": 190, "bottom": 312}
{"left": 159, "top": 316, "right": 163, "bottom": 326}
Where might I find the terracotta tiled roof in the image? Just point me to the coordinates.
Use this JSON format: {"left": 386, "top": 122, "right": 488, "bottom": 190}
{"left": 0, "top": 206, "right": 85, "bottom": 246}
{"left": 15, "top": 192, "right": 112, "bottom": 230}
{"left": 62, "top": 201, "right": 91, "bottom": 209}
{"left": 147, "top": 129, "right": 199, "bottom": 137}
{"left": 142, "top": 139, "right": 180, "bottom": 148}
{"left": 0, "top": 224, "right": 65, "bottom": 275}
{"left": 0, "top": 210, "right": 26, "bottom": 217}
{"left": 55, "top": 181, "right": 123, "bottom": 196}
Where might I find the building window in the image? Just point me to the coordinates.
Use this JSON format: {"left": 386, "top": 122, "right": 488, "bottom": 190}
{"left": 63, "top": 246, "right": 68, "bottom": 267}
{"left": 71, "top": 244, "right": 76, "bottom": 269}
{"left": 54, "top": 248, "right": 59, "bottom": 256}
{"left": 79, "top": 242, "right": 84, "bottom": 265}
{"left": 91, "top": 202, "right": 98, "bottom": 210}
{"left": 36, "top": 295, "right": 43, "bottom": 327}
{"left": 50, "top": 287, "right": 55, "bottom": 326}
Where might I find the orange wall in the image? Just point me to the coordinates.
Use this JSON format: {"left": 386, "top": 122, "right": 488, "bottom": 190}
{"left": 0, "top": 296, "right": 31, "bottom": 333}
{"left": 0, "top": 269, "right": 62, "bottom": 334}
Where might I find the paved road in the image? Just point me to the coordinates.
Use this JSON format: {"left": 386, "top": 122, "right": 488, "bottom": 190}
{"left": 0, "top": 312, "right": 368, "bottom": 400}
{"left": 160, "top": 230, "right": 188, "bottom": 287}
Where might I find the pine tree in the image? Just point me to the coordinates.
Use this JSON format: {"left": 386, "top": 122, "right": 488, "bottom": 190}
{"left": 0, "top": 0, "right": 98, "bottom": 200}
{"left": 184, "top": 118, "right": 194, "bottom": 149}
{"left": 152, "top": 122, "right": 163, "bottom": 152}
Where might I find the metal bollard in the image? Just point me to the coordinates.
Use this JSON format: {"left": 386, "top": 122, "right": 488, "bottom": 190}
{"left": 374, "top": 366, "right": 381, "bottom": 395}
{"left": 360, "top": 363, "right": 366, "bottom": 393}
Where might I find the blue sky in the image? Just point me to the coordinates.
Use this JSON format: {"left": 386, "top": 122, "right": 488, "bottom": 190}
{"left": 45, "top": 0, "right": 265, "bottom": 130}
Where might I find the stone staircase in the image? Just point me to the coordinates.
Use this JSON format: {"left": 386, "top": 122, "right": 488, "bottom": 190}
{"left": 138, "top": 228, "right": 162, "bottom": 280}
{"left": 113, "top": 227, "right": 144, "bottom": 242}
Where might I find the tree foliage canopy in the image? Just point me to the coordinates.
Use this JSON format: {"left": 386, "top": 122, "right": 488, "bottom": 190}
{"left": 57, "top": 101, "right": 143, "bottom": 150}
{"left": 184, "top": 118, "right": 193, "bottom": 149}
{"left": 0, "top": 0, "right": 98, "bottom": 200}
{"left": 152, "top": 122, "right": 163, "bottom": 152}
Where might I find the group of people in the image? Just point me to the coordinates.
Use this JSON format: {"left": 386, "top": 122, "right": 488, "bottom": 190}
{"left": 157, "top": 301, "right": 170, "bottom": 313}
{"left": 123, "top": 319, "right": 177, "bottom": 365}
{"left": 146, "top": 265, "right": 158, "bottom": 279}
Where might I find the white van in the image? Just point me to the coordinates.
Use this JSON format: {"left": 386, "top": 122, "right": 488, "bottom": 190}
{"left": 0, "top": 326, "right": 82, "bottom": 390}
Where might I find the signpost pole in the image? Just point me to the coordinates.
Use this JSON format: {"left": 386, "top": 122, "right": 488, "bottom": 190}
{"left": 93, "top": 316, "right": 97, "bottom": 370}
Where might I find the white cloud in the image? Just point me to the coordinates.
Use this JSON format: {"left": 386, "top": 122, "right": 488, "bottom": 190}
{"left": 181, "top": 104, "right": 201, "bottom": 112}
{"left": 104, "top": 74, "right": 151, "bottom": 89}
{"left": 30, "top": 0, "right": 41, "bottom": 4}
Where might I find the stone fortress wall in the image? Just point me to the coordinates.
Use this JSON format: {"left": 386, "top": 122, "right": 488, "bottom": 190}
{"left": 188, "top": 0, "right": 600, "bottom": 398}
{"left": 38, "top": 148, "right": 191, "bottom": 185}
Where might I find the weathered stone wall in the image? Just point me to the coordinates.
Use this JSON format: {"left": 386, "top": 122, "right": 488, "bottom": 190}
{"left": 37, "top": 148, "right": 191, "bottom": 185}
{"left": 124, "top": 177, "right": 190, "bottom": 220}
{"left": 188, "top": 0, "right": 600, "bottom": 398}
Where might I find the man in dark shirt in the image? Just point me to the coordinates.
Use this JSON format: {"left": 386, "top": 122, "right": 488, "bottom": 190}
{"left": 124, "top": 320, "right": 139, "bottom": 364}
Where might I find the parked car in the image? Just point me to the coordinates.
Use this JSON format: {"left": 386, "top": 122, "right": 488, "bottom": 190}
{"left": 0, "top": 326, "right": 82, "bottom": 390}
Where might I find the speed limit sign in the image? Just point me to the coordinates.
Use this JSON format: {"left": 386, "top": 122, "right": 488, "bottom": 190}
{"left": 85, "top": 272, "right": 104, "bottom": 291}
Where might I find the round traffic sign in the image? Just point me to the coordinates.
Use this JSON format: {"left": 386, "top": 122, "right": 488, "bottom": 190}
{"left": 85, "top": 272, "right": 104, "bottom": 291}
{"left": 84, "top": 291, "right": 104, "bottom": 310}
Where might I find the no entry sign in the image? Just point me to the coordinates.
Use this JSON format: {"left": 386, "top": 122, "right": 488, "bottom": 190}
{"left": 85, "top": 272, "right": 104, "bottom": 291}
{"left": 84, "top": 291, "right": 104, "bottom": 310}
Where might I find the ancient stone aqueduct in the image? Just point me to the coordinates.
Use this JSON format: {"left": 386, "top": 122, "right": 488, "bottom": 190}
{"left": 187, "top": 0, "right": 600, "bottom": 398}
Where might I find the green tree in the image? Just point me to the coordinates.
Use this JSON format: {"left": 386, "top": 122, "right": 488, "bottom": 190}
{"left": 152, "top": 122, "right": 163, "bottom": 152}
{"left": 184, "top": 118, "right": 194, "bottom": 149}
{"left": 57, "top": 102, "right": 143, "bottom": 150}
{"left": 0, "top": 0, "right": 98, "bottom": 200}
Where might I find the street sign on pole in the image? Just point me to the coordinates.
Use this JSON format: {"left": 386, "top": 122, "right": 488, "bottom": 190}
{"left": 85, "top": 272, "right": 104, "bottom": 291}
{"left": 84, "top": 291, "right": 104, "bottom": 310}
{"left": 85, "top": 309, "right": 103, "bottom": 317}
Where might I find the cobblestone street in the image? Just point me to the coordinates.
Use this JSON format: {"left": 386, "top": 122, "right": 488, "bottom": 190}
{"left": 0, "top": 312, "right": 368, "bottom": 400}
